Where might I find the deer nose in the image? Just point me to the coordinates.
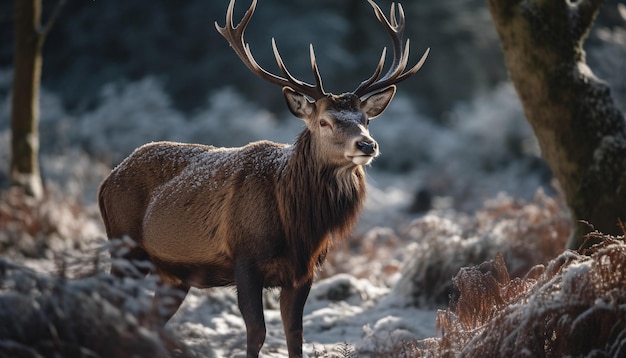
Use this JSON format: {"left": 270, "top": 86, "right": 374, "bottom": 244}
{"left": 357, "top": 140, "right": 377, "bottom": 155}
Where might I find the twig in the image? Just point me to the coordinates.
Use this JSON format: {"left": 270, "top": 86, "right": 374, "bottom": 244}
{"left": 38, "top": 0, "right": 67, "bottom": 38}
{"left": 572, "top": 0, "right": 604, "bottom": 41}
{"left": 617, "top": 218, "right": 626, "bottom": 236}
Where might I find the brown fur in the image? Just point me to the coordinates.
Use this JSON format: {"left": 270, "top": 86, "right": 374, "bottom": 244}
{"left": 279, "top": 129, "right": 366, "bottom": 283}
{"left": 99, "top": 135, "right": 365, "bottom": 287}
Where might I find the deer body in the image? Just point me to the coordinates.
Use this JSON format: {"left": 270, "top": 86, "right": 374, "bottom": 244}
{"left": 101, "top": 134, "right": 365, "bottom": 289}
{"left": 99, "top": 0, "right": 427, "bottom": 356}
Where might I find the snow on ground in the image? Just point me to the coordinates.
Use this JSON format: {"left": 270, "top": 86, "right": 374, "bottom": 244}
{"left": 0, "top": 74, "right": 560, "bottom": 356}
{"left": 168, "top": 274, "right": 437, "bottom": 357}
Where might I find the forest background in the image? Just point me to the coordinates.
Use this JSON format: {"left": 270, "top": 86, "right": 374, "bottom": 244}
{"left": 0, "top": 0, "right": 625, "bottom": 356}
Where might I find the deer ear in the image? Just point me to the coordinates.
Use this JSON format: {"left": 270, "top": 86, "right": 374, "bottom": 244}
{"left": 361, "top": 85, "right": 396, "bottom": 119}
{"left": 283, "top": 87, "right": 315, "bottom": 119}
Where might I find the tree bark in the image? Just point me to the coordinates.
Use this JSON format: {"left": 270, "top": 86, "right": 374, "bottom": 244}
{"left": 487, "top": 0, "right": 626, "bottom": 249}
{"left": 10, "top": 0, "right": 64, "bottom": 199}
{"left": 11, "top": 0, "right": 45, "bottom": 198}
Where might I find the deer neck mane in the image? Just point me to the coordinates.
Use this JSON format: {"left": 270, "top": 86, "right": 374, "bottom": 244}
{"left": 278, "top": 130, "right": 366, "bottom": 284}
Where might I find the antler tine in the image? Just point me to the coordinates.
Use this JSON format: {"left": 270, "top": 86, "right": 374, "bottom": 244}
{"left": 271, "top": 39, "right": 305, "bottom": 87}
{"left": 389, "top": 3, "right": 400, "bottom": 31}
{"left": 354, "top": 0, "right": 429, "bottom": 97}
{"left": 387, "top": 3, "right": 406, "bottom": 76}
{"left": 215, "top": 0, "right": 328, "bottom": 100}
{"left": 353, "top": 47, "right": 387, "bottom": 95}
{"left": 369, "top": 0, "right": 405, "bottom": 79}
{"left": 215, "top": 0, "right": 256, "bottom": 73}
{"left": 269, "top": 40, "right": 326, "bottom": 97}
{"left": 396, "top": 45, "right": 430, "bottom": 82}
{"left": 309, "top": 44, "right": 327, "bottom": 97}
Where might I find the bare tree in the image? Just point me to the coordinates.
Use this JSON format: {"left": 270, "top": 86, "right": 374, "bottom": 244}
{"left": 11, "top": 0, "right": 65, "bottom": 198}
{"left": 487, "top": 0, "right": 626, "bottom": 249}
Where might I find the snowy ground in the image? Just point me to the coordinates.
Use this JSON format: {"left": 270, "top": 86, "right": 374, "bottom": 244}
{"left": 169, "top": 276, "right": 437, "bottom": 357}
{"left": 7, "top": 166, "right": 563, "bottom": 357}
{"left": 0, "top": 73, "right": 562, "bottom": 356}
{"left": 3, "top": 172, "right": 440, "bottom": 357}
{"left": 11, "top": 171, "right": 441, "bottom": 356}
{"left": 162, "top": 176, "right": 440, "bottom": 357}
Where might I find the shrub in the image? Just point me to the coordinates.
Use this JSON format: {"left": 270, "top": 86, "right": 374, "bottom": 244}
{"left": 388, "top": 189, "right": 570, "bottom": 307}
{"left": 412, "top": 233, "right": 626, "bottom": 357}
{"left": 0, "top": 245, "right": 190, "bottom": 358}
{"left": 0, "top": 187, "right": 101, "bottom": 259}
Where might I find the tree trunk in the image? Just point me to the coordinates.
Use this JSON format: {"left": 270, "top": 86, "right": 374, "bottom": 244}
{"left": 11, "top": 0, "right": 45, "bottom": 199}
{"left": 486, "top": 0, "right": 626, "bottom": 249}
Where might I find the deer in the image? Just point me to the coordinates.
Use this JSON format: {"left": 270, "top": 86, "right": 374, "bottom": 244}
{"left": 97, "top": 0, "right": 428, "bottom": 356}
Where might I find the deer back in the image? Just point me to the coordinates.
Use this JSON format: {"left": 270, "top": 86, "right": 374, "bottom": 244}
{"left": 100, "top": 141, "right": 293, "bottom": 280}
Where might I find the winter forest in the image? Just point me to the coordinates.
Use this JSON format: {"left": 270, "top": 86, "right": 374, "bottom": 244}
{"left": 1, "top": 0, "right": 626, "bottom": 357}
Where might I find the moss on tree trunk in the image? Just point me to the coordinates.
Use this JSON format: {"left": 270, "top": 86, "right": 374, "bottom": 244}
{"left": 487, "top": 0, "right": 626, "bottom": 249}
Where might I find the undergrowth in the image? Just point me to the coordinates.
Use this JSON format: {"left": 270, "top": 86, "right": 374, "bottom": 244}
{"left": 414, "top": 232, "right": 626, "bottom": 357}
{"left": 0, "top": 250, "right": 190, "bottom": 358}
{"left": 325, "top": 188, "right": 570, "bottom": 306}
{"left": 0, "top": 187, "right": 190, "bottom": 357}
{"left": 318, "top": 233, "right": 626, "bottom": 357}
{"left": 4, "top": 185, "right": 623, "bottom": 357}
{"left": 0, "top": 186, "right": 101, "bottom": 259}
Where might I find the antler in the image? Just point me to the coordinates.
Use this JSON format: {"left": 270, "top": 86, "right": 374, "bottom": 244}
{"left": 215, "top": 0, "right": 328, "bottom": 100}
{"left": 353, "top": 0, "right": 430, "bottom": 98}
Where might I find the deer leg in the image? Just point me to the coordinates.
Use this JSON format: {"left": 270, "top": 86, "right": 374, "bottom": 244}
{"left": 280, "top": 279, "right": 312, "bottom": 358}
{"left": 110, "top": 244, "right": 151, "bottom": 279}
{"left": 235, "top": 260, "right": 266, "bottom": 358}
{"left": 151, "top": 280, "right": 190, "bottom": 326}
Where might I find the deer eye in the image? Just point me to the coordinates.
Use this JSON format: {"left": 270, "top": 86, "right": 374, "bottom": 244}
{"left": 320, "top": 119, "right": 330, "bottom": 127}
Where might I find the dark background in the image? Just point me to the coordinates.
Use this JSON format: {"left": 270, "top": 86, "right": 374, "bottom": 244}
{"left": 1, "top": 0, "right": 620, "bottom": 120}
{"left": 0, "top": 0, "right": 623, "bottom": 120}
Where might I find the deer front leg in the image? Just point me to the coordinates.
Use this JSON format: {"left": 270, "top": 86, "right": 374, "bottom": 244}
{"left": 280, "top": 280, "right": 312, "bottom": 358}
{"left": 235, "top": 259, "right": 266, "bottom": 358}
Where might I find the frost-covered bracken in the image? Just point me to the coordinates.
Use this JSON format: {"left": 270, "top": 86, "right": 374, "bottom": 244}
{"left": 0, "top": 255, "right": 189, "bottom": 358}
{"left": 380, "top": 189, "right": 570, "bottom": 308}
{"left": 418, "top": 235, "right": 626, "bottom": 357}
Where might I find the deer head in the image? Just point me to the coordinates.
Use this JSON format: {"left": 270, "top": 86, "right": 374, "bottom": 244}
{"left": 215, "top": 0, "right": 429, "bottom": 168}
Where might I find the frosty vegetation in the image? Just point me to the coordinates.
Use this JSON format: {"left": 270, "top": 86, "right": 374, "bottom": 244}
{"left": 2, "top": 181, "right": 625, "bottom": 357}
{"left": 0, "top": 240, "right": 189, "bottom": 358}
{"left": 1, "top": 3, "right": 626, "bottom": 357}
{"left": 417, "top": 234, "right": 626, "bottom": 357}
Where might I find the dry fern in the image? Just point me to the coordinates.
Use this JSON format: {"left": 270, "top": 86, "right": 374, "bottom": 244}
{"left": 0, "top": 186, "right": 101, "bottom": 259}
{"left": 391, "top": 189, "right": 570, "bottom": 307}
{"left": 412, "top": 234, "right": 626, "bottom": 357}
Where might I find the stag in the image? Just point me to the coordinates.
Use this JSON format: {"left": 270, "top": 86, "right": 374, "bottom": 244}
{"left": 98, "top": 0, "right": 428, "bottom": 356}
